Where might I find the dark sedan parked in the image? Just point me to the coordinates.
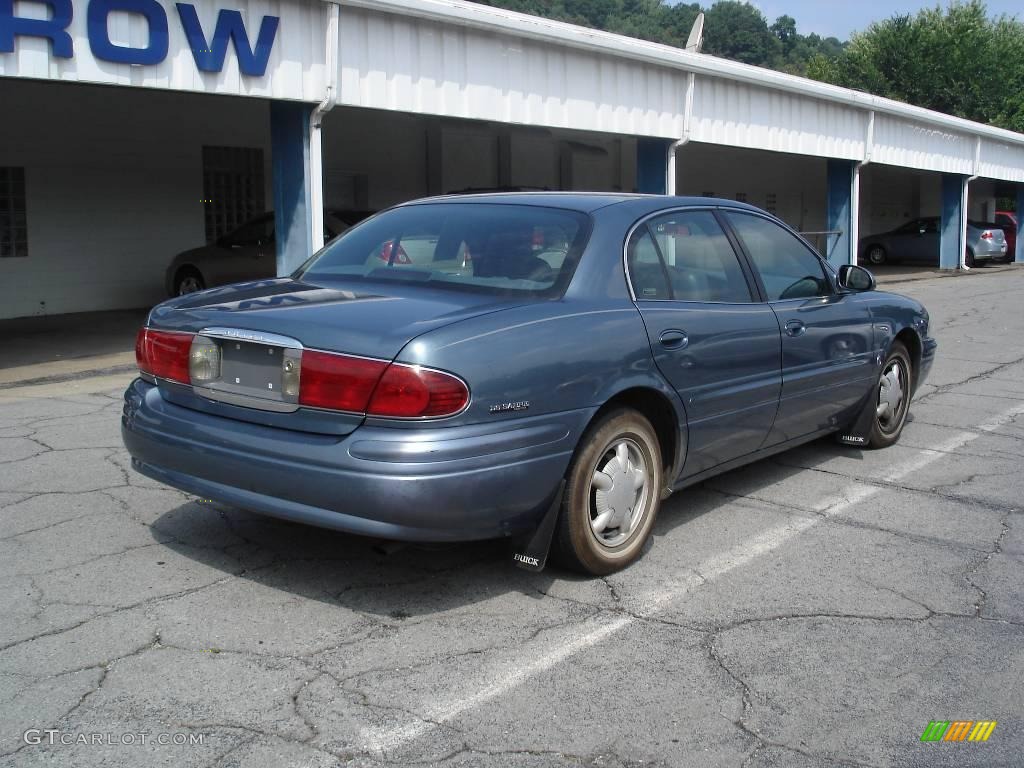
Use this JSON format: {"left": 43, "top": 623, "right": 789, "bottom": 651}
{"left": 123, "top": 194, "right": 936, "bottom": 575}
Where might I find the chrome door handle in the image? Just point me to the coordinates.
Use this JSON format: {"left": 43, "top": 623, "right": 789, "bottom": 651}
{"left": 659, "top": 330, "right": 689, "bottom": 349}
{"left": 784, "top": 320, "right": 806, "bottom": 337}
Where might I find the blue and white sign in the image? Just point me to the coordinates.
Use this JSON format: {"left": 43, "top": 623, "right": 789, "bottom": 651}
{"left": 0, "top": 0, "right": 327, "bottom": 100}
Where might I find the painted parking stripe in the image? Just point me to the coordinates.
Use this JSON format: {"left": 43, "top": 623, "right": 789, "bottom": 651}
{"left": 359, "top": 403, "right": 1024, "bottom": 755}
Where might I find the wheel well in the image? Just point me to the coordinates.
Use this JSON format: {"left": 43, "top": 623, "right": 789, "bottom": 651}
{"left": 894, "top": 328, "right": 922, "bottom": 389}
{"left": 591, "top": 388, "right": 679, "bottom": 478}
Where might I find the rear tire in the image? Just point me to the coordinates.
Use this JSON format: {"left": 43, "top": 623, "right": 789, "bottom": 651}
{"left": 553, "top": 409, "right": 662, "bottom": 575}
{"left": 866, "top": 245, "right": 887, "bottom": 266}
{"left": 867, "top": 342, "right": 912, "bottom": 449}
{"left": 965, "top": 249, "right": 976, "bottom": 268}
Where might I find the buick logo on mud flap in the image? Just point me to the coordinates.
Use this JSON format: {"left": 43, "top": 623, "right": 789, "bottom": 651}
{"left": 513, "top": 553, "right": 540, "bottom": 567}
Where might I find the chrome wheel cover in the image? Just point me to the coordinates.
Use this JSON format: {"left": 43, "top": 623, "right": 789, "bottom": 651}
{"left": 876, "top": 358, "right": 907, "bottom": 433}
{"left": 868, "top": 247, "right": 885, "bottom": 265}
{"left": 587, "top": 438, "right": 651, "bottom": 549}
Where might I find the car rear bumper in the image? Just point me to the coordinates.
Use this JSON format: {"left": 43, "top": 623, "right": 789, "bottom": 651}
{"left": 122, "top": 378, "right": 589, "bottom": 542}
{"left": 972, "top": 244, "right": 1007, "bottom": 260}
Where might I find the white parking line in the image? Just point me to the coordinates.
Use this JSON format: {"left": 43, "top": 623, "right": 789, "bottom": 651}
{"left": 359, "top": 403, "right": 1024, "bottom": 755}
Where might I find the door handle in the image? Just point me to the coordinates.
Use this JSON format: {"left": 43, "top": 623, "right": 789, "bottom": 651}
{"left": 784, "top": 320, "right": 806, "bottom": 337}
{"left": 659, "top": 329, "right": 688, "bottom": 349}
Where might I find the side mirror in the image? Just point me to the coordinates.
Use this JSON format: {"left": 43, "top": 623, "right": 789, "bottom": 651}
{"left": 838, "top": 264, "right": 876, "bottom": 292}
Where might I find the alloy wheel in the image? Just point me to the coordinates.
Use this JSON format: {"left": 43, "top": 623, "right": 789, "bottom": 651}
{"left": 177, "top": 276, "right": 203, "bottom": 295}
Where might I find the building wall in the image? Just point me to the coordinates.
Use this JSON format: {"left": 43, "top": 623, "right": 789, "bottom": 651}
{"left": 0, "top": 0, "right": 328, "bottom": 101}
{"left": 675, "top": 143, "right": 827, "bottom": 234}
{"left": 320, "top": 108, "right": 638, "bottom": 210}
{"left": 0, "top": 79, "right": 270, "bottom": 319}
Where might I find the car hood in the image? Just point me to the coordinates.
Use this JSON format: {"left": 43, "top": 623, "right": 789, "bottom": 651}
{"left": 147, "top": 277, "right": 527, "bottom": 360}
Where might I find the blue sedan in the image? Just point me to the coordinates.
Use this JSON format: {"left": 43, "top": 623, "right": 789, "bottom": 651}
{"left": 122, "top": 194, "right": 936, "bottom": 575}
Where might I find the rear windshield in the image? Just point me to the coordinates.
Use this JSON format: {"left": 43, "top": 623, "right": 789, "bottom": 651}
{"left": 297, "top": 203, "right": 590, "bottom": 296}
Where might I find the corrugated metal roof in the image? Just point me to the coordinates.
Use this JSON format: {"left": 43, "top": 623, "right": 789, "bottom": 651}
{"left": 338, "top": 0, "right": 1024, "bottom": 181}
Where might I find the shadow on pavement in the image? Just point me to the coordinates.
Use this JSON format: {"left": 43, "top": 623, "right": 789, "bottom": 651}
{"left": 151, "top": 433, "right": 871, "bottom": 617}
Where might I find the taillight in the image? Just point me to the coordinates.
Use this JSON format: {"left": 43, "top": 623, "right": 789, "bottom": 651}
{"left": 981, "top": 231, "right": 993, "bottom": 240}
{"left": 135, "top": 328, "right": 194, "bottom": 384}
{"left": 298, "top": 351, "right": 388, "bottom": 412}
{"left": 367, "top": 364, "right": 470, "bottom": 418}
{"left": 378, "top": 241, "right": 411, "bottom": 265}
{"left": 135, "top": 328, "right": 470, "bottom": 419}
{"left": 297, "top": 349, "right": 469, "bottom": 418}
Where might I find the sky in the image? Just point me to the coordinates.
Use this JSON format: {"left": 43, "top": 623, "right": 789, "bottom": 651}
{"left": 722, "top": 1, "right": 1023, "bottom": 40}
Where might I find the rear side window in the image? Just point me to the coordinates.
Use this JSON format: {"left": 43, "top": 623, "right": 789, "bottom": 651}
{"left": 299, "top": 203, "right": 588, "bottom": 297}
{"left": 626, "top": 210, "right": 752, "bottom": 303}
{"left": 726, "top": 213, "right": 832, "bottom": 301}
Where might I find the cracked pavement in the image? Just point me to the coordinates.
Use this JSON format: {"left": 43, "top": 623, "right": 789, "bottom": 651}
{"left": 1, "top": 270, "right": 1023, "bottom": 767}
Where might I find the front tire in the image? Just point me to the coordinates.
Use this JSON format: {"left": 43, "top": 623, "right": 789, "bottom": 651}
{"left": 867, "top": 342, "right": 912, "bottom": 449}
{"left": 553, "top": 409, "right": 662, "bottom": 575}
{"left": 174, "top": 267, "right": 205, "bottom": 296}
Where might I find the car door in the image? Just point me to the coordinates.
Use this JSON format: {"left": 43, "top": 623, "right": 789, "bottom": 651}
{"left": 907, "top": 218, "right": 940, "bottom": 264}
{"left": 723, "top": 211, "right": 877, "bottom": 446}
{"left": 627, "top": 209, "right": 782, "bottom": 479}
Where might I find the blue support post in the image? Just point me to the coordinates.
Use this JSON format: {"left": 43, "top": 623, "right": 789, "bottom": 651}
{"left": 636, "top": 138, "right": 672, "bottom": 195}
{"left": 1017, "top": 186, "right": 1024, "bottom": 264}
{"left": 826, "top": 159, "right": 856, "bottom": 266}
{"left": 939, "top": 174, "right": 966, "bottom": 270}
{"left": 270, "top": 101, "right": 314, "bottom": 276}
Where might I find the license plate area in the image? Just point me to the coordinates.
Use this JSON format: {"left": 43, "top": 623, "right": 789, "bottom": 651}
{"left": 191, "top": 329, "right": 303, "bottom": 412}
{"left": 219, "top": 341, "right": 286, "bottom": 399}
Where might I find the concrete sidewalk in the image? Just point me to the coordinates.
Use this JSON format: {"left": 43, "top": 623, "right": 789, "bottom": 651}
{"left": 0, "top": 308, "right": 146, "bottom": 388}
{"left": 870, "top": 260, "right": 1023, "bottom": 285}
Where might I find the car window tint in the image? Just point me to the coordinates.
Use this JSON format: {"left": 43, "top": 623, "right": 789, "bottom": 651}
{"left": 300, "top": 204, "right": 588, "bottom": 297}
{"left": 726, "top": 213, "right": 832, "bottom": 301}
{"left": 646, "top": 211, "right": 752, "bottom": 303}
{"left": 626, "top": 229, "right": 671, "bottom": 300}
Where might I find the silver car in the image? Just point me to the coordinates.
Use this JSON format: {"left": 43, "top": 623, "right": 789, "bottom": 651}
{"left": 860, "top": 217, "right": 1007, "bottom": 267}
{"left": 166, "top": 210, "right": 374, "bottom": 296}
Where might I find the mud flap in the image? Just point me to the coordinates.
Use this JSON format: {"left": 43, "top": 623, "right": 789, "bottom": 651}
{"left": 835, "top": 387, "right": 875, "bottom": 447}
{"left": 510, "top": 480, "right": 565, "bottom": 572}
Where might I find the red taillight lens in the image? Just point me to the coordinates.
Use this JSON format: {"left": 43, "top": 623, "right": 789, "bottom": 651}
{"left": 135, "top": 328, "right": 194, "bottom": 384}
{"left": 296, "top": 349, "right": 469, "bottom": 418}
{"left": 367, "top": 364, "right": 470, "bottom": 418}
{"left": 298, "top": 350, "right": 388, "bottom": 412}
{"left": 981, "top": 231, "right": 993, "bottom": 240}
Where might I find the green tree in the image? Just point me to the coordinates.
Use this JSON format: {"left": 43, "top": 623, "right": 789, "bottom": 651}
{"left": 808, "top": 1, "right": 1024, "bottom": 132}
{"left": 702, "top": 1, "right": 781, "bottom": 66}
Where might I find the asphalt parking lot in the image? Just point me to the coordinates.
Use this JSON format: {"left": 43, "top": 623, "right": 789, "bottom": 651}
{"left": 2, "top": 268, "right": 1023, "bottom": 768}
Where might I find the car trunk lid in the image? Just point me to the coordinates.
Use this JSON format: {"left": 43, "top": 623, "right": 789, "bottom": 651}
{"left": 145, "top": 278, "right": 524, "bottom": 434}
